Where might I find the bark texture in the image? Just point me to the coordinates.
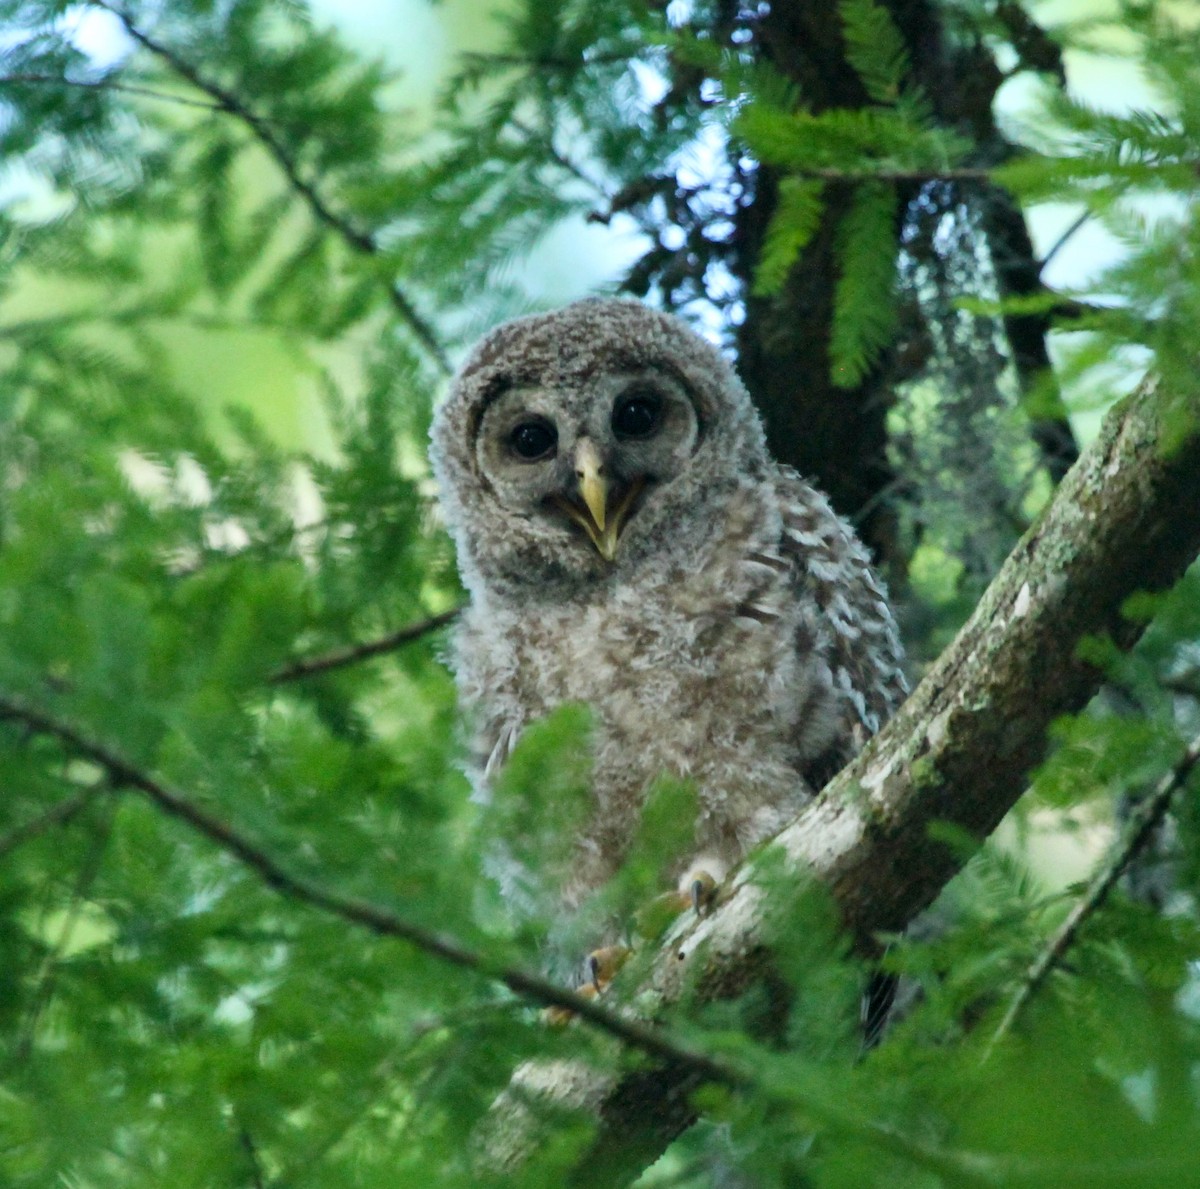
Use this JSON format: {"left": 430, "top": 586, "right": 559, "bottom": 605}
{"left": 506, "top": 376, "right": 1200, "bottom": 1187}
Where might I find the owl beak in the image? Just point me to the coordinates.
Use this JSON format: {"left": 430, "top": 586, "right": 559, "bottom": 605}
{"left": 575, "top": 438, "right": 610, "bottom": 538}
{"left": 551, "top": 439, "right": 641, "bottom": 562}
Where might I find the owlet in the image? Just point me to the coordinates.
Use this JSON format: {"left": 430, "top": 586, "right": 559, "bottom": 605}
{"left": 430, "top": 298, "right": 906, "bottom": 934}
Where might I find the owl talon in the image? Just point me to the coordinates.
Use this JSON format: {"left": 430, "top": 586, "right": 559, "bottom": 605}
{"left": 542, "top": 945, "right": 631, "bottom": 1027}
{"left": 690, "top": 870, "right": 719, "bottom": 916}
{"left": 587, "top": 944, "right": 631, "bottom": 992}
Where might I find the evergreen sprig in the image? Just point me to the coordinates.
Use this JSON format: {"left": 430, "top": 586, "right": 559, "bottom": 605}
{"left": 839, "top": 0, "right": 912, "bottom": 104}
{"left": 831, "top": 181, "right": 899, "bottom": 386}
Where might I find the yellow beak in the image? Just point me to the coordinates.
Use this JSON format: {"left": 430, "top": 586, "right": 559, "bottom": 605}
{"left": 551, "top": 438, "right": 642, "bottom": 563}
{"left": 574, "top": 438, "right": 609, "bottom": 537}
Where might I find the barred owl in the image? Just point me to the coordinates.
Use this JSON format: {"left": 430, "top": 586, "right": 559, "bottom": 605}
{"left": 430, "top": 299, "right": 906, "bottom": 942}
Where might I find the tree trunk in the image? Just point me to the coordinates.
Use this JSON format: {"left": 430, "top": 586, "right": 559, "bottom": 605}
{"left": 731, "top": 0, "right": 1077, "bottom": 572}
{"left": 733, "top": 2, "right": 903, "bottom": 566}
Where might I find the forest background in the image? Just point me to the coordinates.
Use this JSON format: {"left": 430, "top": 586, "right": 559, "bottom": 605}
{"left": 1, "top": 0, "right": 1199, "bottom": 1185}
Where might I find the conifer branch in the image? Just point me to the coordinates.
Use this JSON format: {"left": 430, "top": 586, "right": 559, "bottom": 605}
{"left": 0, "top": 691, "right": 733, "bottom": 1081}
{"left": 0, "top": 784, "right": 104, "bottom": 862}
{"left": 0, "top": 697, "right": 1059, "bottom": 1184}
{"left": 269, "top": 607, "right": 462, "bottom": 683}
{"left": 2, "top": 712, "right": 1191, "bottom": 1187}
{"left": 986, "top": 729, "right": 1200, "bottom": 1053}
{"left": 91, "top": 1, "right": 451, "bottom": 375}
{"left": 0, "top": 73, "right": 225, "bottom": 110}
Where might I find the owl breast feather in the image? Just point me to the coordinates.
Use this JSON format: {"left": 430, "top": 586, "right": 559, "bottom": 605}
{"left": 455, "top": 482, "right": 855, "bottom": 899}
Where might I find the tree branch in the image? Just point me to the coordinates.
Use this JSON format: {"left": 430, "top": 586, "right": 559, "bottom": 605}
{"left": 269, "top": 607, "right": 462, "bottom": 683}
{"left": 1038, "top": 209, "right": 1093, "bottom": 276}
{"left": 0, "top": 783, "right": 104, "bottom": 861}
{"left": 986, "top": 728, "right": 1200, "bottom": 1052}
{"left": 778, "top": 375, "right": 1200, "bottom": 937}
{"left": 0, "top": 72, "right": 225, "bottom": 109}
{"left": 532, "top": 373, "right": 1200, "bottom": 1184}
{"left": 91, "top": 1, "right": 451, "bottom": 374}
{"left": 0, "top": 692, "right": 732, "bottom": 1081}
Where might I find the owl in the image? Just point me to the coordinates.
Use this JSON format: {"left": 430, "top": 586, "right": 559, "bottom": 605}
{"left": 430, "top": 299, "right": 906, "bottom": 955}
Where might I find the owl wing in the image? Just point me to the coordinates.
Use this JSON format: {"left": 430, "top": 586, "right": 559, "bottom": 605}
{"left": 756, "top": 469, "right": 907, "bottom": 785}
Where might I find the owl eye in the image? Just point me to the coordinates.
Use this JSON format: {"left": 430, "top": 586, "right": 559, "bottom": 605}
{"left": 612, "top": 388, "right": 663, "bottom": 439}
{"left": 509, "top": 418, "right": 557, "bottom": 461}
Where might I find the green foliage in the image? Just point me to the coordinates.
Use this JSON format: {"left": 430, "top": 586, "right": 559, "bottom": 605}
{"left": 0, "top": 0, "right": 1198, "bottom": 1186}
{"left": 831, "top": 181, "right": 899, "bottom": 387}
{"left": 838, "top": 0, "right": 912, "bottom": 105}
{"left": 736, "top": 101, "right": 963, "bottom": 175}
{"left": 987, "top": 2, "right": 1200, "bottom": 428}
{"left": 752, "top": 177, "right": 825, "bottom": 296}
{"left": 609, "top": 776, "right": 699, "bottom": 915}
{"left": 478, "top": 704, "right": 595, "bottom": 945}
{"left": 733, "top": 52, "right": 963, "bottom": 383}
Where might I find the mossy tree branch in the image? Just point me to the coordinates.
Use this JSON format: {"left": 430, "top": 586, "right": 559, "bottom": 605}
{"left": 507, "top": 374, "right": 1200, "bottom": 1186}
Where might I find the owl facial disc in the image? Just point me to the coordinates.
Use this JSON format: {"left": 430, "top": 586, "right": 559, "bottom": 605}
{"left": 551, "top": 438, "right": 644, "bottom": 562}
{"left": 432, "top": 299, "right": 768, "bottom": 587}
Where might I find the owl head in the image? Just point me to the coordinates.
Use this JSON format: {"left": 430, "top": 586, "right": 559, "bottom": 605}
{"left": 430, "top": 299, "right": 770, "bottom": 600}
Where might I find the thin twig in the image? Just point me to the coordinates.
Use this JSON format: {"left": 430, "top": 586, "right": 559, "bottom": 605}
{"left": 1047, "top": 295, "right": 1129, "bottom": 322}
{"left": 14, "top": 805, "right": 114, "bottom": 1063}
{"left": 457, "top": 51, "right": 632, "bottom": 71}
{"left": 1160, "top": 667, "right": 1200, "bottom": 699}
{"left": 269, "top": 607, "right": 462, "bottom": 683}
{"left": 798, "top": 166, "right": 993, "bottom": 183}
{"left": 237, "top": 1125, "right": 267, "bottom": 1189}
{"left": 509, "top": 117, "right": 609, "bottom": 199}
{"left": 986, "top": 730, "right": 1200, "bottom": 1055}
{"left": 91, "top": 1, "right": 451, "bottom": 375}
{"left": 0, "top": 691, "right": 736, "bottom": 1084}
{"left": 0, "top": 72, "right": 224, "bottom": 110}
{"left": 1038, "top": 209, "right": 1092, "bottom": 276}
{"left": 0, "top": 784, "right": 104, "bottom": 862}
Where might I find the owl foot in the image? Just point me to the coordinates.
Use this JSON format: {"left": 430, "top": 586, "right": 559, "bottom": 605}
{"left": 677, "top": 860, "right": 724, "bottom": 918}
{"left": 542, "top": 945, "right": 632, "bottom": 1027}
{"left": 630, "top": 865, "right": 724, "bottom": 942}
{"left": 542, "top": 865, "right": 725, "bottom": 1027}
{"left": 688, "top": 869, "right": 720, "bottom": 916}
{"left": 586, "top": 944, "right": 632, "bottom": 991}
